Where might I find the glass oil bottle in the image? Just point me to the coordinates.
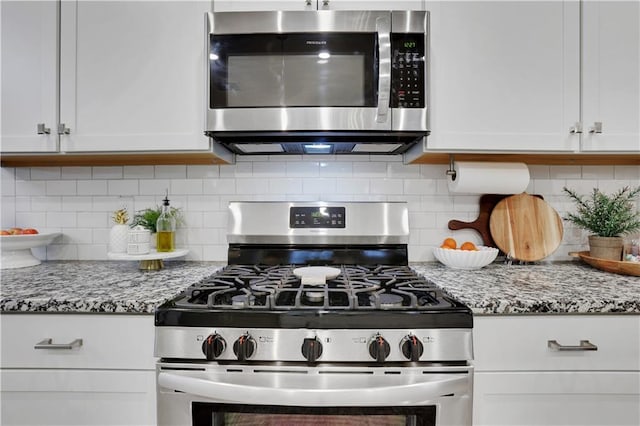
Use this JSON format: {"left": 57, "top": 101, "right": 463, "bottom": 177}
{"left": 156, "top": 193, "right": 176, "bottom": 252}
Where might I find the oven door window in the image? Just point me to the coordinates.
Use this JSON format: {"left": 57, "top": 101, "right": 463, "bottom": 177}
{"left": 209, "top": 33, "right": 377, "bottom": 108}
{"left": 192, "top": 403, "right": 435, "bottom": 426}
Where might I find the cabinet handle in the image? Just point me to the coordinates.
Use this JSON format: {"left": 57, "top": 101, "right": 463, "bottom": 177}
{"left": 588, "top": 122, "right": 603, "bottom": 134}
{"left": 547, "top": 340, "right": 597, "bottom": 351}
{"left": 37, "top": 123, "right": 51, "bottom": 134}
{"left": 305, "top": 0, "right": 312, "bottom": 5}
{"left": 569, "top": 122, "right": 583, "bottom": 134}
{"left": 322, "top": 0, "right": 329, "bottom": 5}
{"left": 58, "top": 123, "right": 71, "bottom": 135}
{"left": 34, "top": 338, "right": 83, "bottom": 350}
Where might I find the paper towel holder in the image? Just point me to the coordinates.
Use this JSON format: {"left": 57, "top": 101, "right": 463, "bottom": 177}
{"left": 445, "top": 155, "right": 457, "bottom": 180}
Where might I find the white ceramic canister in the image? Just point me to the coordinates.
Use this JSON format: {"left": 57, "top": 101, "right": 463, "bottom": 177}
{"left": 127, "top": 226, "right": 151, "bottom": 254}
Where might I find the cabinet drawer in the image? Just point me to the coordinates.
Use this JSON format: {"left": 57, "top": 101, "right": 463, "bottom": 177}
{"left": 0, "top": 369, "right": 156, "bottom": 426}
{"left": 0, "top": 314, "right": 155, "bottom": 369}
{"left": 473, "top": 315, "right": 640, "bottom": 371}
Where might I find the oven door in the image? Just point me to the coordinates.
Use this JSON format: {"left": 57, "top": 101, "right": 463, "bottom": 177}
{"left": 156, "top": 362, "right": 473, "bottom": 426}
{"left": 205, "top": 10, "right": 391, "bottom": 133}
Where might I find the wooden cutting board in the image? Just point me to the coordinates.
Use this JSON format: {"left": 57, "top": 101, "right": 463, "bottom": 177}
{"left": 489, "top": 193, "right": 563, "bottom": 261}
{"left": 448, "top": 194, "right": 544, "bottom": 247}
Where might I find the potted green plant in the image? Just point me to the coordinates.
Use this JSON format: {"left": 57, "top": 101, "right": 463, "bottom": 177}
{"left": 131, "top": 206, "right": 183, "bottom": 247}
{"left": 562, "top": 186, "right": 640, "bottom": 260}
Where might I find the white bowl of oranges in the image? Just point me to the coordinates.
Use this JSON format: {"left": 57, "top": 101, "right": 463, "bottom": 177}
{"left": 433, "top": 238, "right": 499, "bottom": 270}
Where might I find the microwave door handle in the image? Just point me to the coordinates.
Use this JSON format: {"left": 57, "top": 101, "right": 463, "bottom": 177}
{"left": 158, "top": 372, "right": 468, "bottom": 406}
{"left": 376, "top": 16, "right": 391, "bottom": 124}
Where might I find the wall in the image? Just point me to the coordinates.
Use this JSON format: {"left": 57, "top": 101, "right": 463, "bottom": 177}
{"left": 1, "top": 157, "right": 639, "bottom": 263}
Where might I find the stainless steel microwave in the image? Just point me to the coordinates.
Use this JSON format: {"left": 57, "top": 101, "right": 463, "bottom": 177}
{"left": 205, "top": 10, "right": 429, "bottom": 155}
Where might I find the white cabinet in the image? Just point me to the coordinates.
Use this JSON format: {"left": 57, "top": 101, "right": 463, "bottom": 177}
{"left": 427, "top": 1, "right": 580, "bottom": 152}
{"left": 1, "top": 1, "right": 59, "bottom": 153}
{"left": 1, "top": 1, "right": 227, "bottom": 159}
{"left": 580, "top": 1, "right": 640, "bottom": 152}
{"left": 0, "top": 314, "right": 157, "bottom": 426}
{"left": 212, "top": 0, "right": 425, "bottom": 12}
{"left": 472, "top": 315, "right": 640, "bottom": 426}
{"left": 426, "top": 0, "right": 639, "bottom": 154}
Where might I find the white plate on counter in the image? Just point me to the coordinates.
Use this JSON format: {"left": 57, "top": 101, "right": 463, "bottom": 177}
{"left": 0, "top": 233, "right": 62, "bottom": 269}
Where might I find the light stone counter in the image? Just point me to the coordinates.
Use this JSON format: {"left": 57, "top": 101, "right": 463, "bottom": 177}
{"left": 1, "top": 260, "right": 638, "bottom": 315}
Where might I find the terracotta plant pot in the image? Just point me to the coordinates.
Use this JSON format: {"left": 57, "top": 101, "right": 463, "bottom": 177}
{"left": 588, "top": 235, "right": 624, "bottom": 261}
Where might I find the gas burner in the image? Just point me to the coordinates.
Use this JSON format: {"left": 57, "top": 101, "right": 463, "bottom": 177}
{"left": 375, "top": 293, "right": 404, "bottom": 308}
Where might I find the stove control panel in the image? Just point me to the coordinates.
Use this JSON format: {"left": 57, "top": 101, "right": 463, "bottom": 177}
{"left": 289, "top": 206, "right": 345, "bottom": 229}
{"left": 157, "top": 327, "right": 472, "bottom": 363}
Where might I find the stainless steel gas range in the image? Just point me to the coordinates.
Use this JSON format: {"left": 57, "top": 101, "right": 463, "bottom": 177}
{"left": 155, "top": 202, "right": 473, "bottom": 426}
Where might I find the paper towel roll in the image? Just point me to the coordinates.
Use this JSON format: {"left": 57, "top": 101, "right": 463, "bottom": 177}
{"left": 447, "top": 161, "right": 530, "bottom": 194}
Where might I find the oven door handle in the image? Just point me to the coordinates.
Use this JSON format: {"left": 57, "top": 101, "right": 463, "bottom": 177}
{"left": 375, "top": 15, "right": 391, "bottom": 124}
{"left": 157, "top": 372, "right": 469, "bottom": 406}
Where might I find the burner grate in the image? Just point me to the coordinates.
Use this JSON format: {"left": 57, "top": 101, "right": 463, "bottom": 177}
{"left": 173, "top": 264, "right": 455, "bottom": 311}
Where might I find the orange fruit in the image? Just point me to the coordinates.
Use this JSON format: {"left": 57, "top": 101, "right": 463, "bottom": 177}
{"left": 441, "top": 237, "right": 457, "bottom": 249}
{"left": 460, "top": 241, "right": 478, "bottom": 251}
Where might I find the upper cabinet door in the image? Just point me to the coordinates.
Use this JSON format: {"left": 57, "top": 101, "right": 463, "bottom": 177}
{"left": 1, "top": 1, "right": 58, "bottom": 153}
{"left": 581, "top": 1, "right": 640, "bottom": 152}
{"left": 427, "top": 1, "right": 580, "bottom": 152}
{"left": 59, "top": 1, "right": 211, "bottom": 153}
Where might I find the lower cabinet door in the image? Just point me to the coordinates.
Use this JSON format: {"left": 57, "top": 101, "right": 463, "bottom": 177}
{"left": 473, "top": 371, "right": 640, "bottom": 426}
{"left": 0, "top": 369, "right": 156, "bottom": 426}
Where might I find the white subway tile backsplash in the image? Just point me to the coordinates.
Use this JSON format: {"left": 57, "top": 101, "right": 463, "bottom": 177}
{"left": 170, "top": 179, "right": 203, "bottom": 195}
{"left": 46, "top": 180, "right": 77, "bottom": 196}
{"left": 92, "top": 167, "right": 123, "bottom": 179}
{"left": 236, "top": 178, "right": 269, "bottom": 195}
{"left": 319, "top": 161, "right": 353, "bottom": 177}
{"left": 614, "top": 165, "right": 640, "bottom": 180}
{"left": 31, "top": 167, "right": 61, "bottom": 180}
{"left": 187, "top": 165, "right": 220, "bottom": 179}
{"left": 154, "top": 165, "right": 187, "bottom": 179}
{"left": 353, "top": 162, "right": 387, "bottom": 177}
{"left": 1, "top": 161, "right": 637, "bottom": 262}
{"left": 549, "top": 165, "right": 581, "bottom": 179}
{"left": 286, "top": 161, "right": 320, "bottom": 177}
{"left": 1, "top": 168, "right": 15, "bottom": 197}
{"left": 302, "top": 178, "right": 336, "bottom": 194}
{"left": 370, "top": 178, "right": 402, "bottom": 195}
{"left": 32, "top": 196, "right": 62, "bottom": 212}
{"left": 78, "top": 180, "right": 107, "bottom": 195}
{"left": 335, "top": 178, "right": 369, "bottom": 194}
{"left": 108, "top": 180, "right": 140, "bottom": 196}
{"left": 124, "top": 165, "right": 155, "bottom": 179}
{"left": 139, "top": 179, "right": 172, "bottom": 196}
{"left": 61, "top": 167, "right": 92, "bottom": 180}
{"left": 267, "top": 178, "right": 303, "bottom": 194}
{"left": 203, "top": 178, "right": 237, "bottom": 195}
{"left": 220, "top": 162, "right": 252, "bottom": 178}
{"left": 16, "top": 180, "right": 46, "bottom": 196}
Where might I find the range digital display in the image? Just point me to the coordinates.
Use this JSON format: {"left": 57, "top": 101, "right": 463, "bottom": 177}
{"left": 290, "top": 207, "right": 345, "bottom": 228}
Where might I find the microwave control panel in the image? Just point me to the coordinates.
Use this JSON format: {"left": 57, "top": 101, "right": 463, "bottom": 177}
{"left": 390, "top": 34, "right": 425, "bottom": 108}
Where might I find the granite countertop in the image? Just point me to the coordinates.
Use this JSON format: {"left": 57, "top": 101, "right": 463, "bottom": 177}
{"left": 0, "top": 261, "right": 224, "bottom": 314}
{"left": 412, "top": 262, "right": 640, "bottom": 315}
{"left": 1, "top": 260, "right": 638, "bottom": 315}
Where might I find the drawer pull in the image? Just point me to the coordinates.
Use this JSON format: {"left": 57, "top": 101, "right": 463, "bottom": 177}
{"left": 34, "top": 338, "right": 83, "bottom": 350}
{"left": 547, "top": 340, "right": 597, "bottom": 351}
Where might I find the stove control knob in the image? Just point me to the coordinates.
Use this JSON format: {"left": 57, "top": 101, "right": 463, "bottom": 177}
{"left": 233, "top": 333, "right": 256, "bottom": 361}
{"left": 401, "top": 334, "right": 424, "bottom": 361}
{"left": 368, "top": 334, "right": 391, "bottom": 362}
{"left": 301, "top": 337, "right": 323, "bottom": 362}
{"left": 202, "top": 333, "right": 226, "bottom": 360}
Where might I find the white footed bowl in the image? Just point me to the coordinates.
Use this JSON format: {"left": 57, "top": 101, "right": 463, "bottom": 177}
{"left": 0, "top": 233, "right": 62, "bottom": 269}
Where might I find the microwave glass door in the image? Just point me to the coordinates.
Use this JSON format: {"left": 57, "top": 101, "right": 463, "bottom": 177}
{"left": 210, "top": 33, "right": 377, "bottom": 108}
